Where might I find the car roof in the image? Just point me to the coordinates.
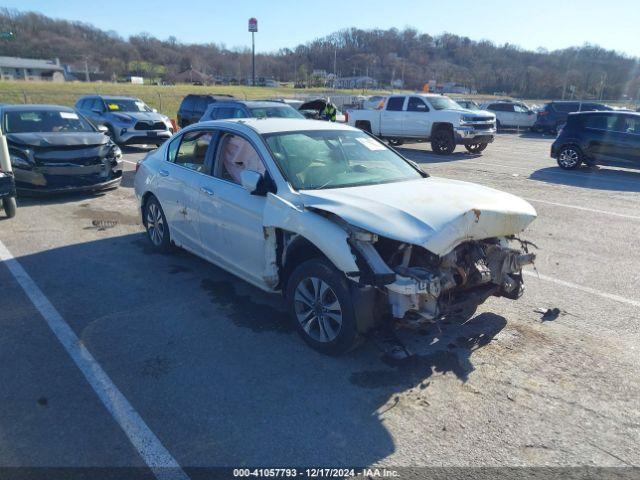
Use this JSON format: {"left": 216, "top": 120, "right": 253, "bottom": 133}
{"left": 570, "top": 110, "right": 638, "bottom": 117}
{"left": 0, "top": 104, "right": 75, "bottom": 112}
{"left": 195, "top": 118, "right": 359, "bottom": 134}
{"left": 99, "top": 95, "right": 141, "bottom": 101}
{"left": 213, "top": 100, "right": 290, "bottom": 108}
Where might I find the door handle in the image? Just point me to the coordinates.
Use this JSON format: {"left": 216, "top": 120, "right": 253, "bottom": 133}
{"left": 200, "top": 186, "right": 214, "bottom": 196}
{"left": 159, "top": 169, "right": 169, "bottom": 177}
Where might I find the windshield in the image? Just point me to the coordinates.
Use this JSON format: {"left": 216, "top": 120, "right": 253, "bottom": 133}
{"left": 105, "top": 99, "right": 152, "bottom": 112}
{"left": 250, "top": 106, "right": 304, "bottom": 119}
{"left": 264, "top": 130, "right": 424, "bottom": 190}
{"left": 428, "top": 96, "right": 464, "bottom": 110}
{"left": 4, "top": 109, "right": 95, "bottom": 134}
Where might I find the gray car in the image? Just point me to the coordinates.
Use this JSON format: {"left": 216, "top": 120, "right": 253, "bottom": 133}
{"left": 76, "top": 95, "right": 173, "bottom": 146}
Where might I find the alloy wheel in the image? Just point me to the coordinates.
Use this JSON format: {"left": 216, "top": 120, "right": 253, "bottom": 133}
{"left": 146, "top": 202, "right": 165, "bottom": 246}
{"left": 558, "top": 148, "right": 580, "bottom": 168}
{"left": 294, "top": 276, "right": 343, "bottom": 343}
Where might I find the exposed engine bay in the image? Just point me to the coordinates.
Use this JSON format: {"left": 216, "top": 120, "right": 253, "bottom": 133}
{"left": 348, "top": 229, "right": 536, "bottom": 323}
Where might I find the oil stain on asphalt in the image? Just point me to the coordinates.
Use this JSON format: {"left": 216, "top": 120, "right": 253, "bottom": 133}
{"left": 200, "top": 278, "right": 291, "bottom": 334}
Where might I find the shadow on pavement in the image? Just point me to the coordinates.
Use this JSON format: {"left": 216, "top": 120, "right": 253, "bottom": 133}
{"left": 398, "top": 147, "right": 483, "bottom": 164}
{"left": 530, "top": 166, "right": 640, "bottom": 192}
{"left": 3, "top": 232, "right": 505, "bottom": 467}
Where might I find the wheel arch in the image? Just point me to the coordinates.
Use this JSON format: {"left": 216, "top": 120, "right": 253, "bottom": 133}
{"left": 431, "top": 122, "right": 454, "bottom": 136}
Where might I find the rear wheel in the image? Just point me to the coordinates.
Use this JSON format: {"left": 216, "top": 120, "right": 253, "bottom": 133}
{"left": 464, "top": 143, "right": 487, "bottom": 153}
{"left": 2, "top": 197, "right": 16, "bottom": 218}
{"left": 143, "top": 196, "right": 172, "bottom": 252}
{"left": 286, "top": 258, "right": 360, "bottom": 355}
{"left": 431, "top": 129, "right": 456, "bottom": 155}
{"left": 557, "top": 145, "right": 583, "bottom": 170}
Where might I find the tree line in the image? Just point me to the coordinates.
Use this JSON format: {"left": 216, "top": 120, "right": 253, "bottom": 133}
{"left": 1, "top": 8, "right": 638, "bottom": 99}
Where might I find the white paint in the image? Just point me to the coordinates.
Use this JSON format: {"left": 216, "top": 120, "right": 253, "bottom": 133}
{"left": 122, "top": 159, "right": 138, "bottom": 165}
{"left": 523, "top": 270, "right": 640, "bottom": 308}
{"left": 0, "top": 240, "right": 189, "bottom": 480}
{"left": 522, "top": 197, "right": 640, "bottom": 221}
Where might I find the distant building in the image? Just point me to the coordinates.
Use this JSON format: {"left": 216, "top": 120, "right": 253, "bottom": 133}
{"left": 334, "top": 76, "right": 378, "bottom": 89}
{"left": 0, "top": 56, "right": 65, "bottom": 82}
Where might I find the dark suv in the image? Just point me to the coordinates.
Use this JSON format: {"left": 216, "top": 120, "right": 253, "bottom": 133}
{"left": 534, "top": 101, "right": 612, "bottom": 134}
{"left": 551, "top": 111, "right": 640, "bottom": 170}
{"left": 199, "top": 100, "right": 304, "bottom": 121}
{"left": 176, "top": 94, "right": 235, "bottom": 128}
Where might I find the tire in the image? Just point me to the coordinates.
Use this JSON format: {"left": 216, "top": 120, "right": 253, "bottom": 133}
{"left": 464, "top": 143, "right": 487, "bottom": 153}
{"left": 430, "top": 129, "right": 456, "bottom": 155}
{"left": 388, "top": 139, "right": 403, "bottom": 147}
{"left": 496, "top": 120, "right": 502, "bottom": 131}
{"left": 2, "top": 197, "right": 16, "bottom": 218}
{"left": 286, "top": 258, "right": 360, "bottom": 355}
{"left": 557, "top": 145, "right": 583, "bottom": 170}
{"left": 143, "top": 195, "right": 172, "bottom": 252}
{"left": 104, "top": 125, "right": 119, "bottom": 144}
{"left": 355, "top": 121, "right": 372, "bottom": 133}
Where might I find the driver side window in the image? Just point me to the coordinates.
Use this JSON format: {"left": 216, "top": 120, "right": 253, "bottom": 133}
{"left": 407, "top": 97, "right": 429, "bottom": 112}
{"left": 214, "top": 133, "right": 265, "bottom": 185}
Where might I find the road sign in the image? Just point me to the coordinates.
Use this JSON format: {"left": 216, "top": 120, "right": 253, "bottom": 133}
{"left": 248, "top": 18, "right": 258, "bottom": 32}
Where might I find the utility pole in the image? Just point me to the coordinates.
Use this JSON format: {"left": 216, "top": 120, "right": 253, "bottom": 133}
{"left": 248, "top": 18, "right": 258, "bottom": 86}
{"left": 84, "top": 57, "right": 90, "bottom": 82}
{"left": 333, "top": 46, "right": 337, "bottom": 89}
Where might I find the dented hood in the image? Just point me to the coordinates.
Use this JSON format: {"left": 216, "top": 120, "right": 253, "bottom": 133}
{"left": 7, "top": 132, "right": 109, "bottom": 148}
{"left": 299, "top": 177, "right": 537, "bottom": 255}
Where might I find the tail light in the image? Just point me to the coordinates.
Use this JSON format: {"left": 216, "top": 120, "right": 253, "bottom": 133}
{"left": 344, "top": 111, "right": 349, "bottom": 123}
{"left": 135, "top": 160, "right": 142, "bottom": 173}
{"left": 538, "top": 110, "right": 549, "bottom": 116}
{"left": 170, "top": 119, "right": 179, "bottom": 132}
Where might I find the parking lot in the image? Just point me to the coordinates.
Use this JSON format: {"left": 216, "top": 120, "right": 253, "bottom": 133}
{"left": 1, "top": 132, "right": 638, "bottom": 476}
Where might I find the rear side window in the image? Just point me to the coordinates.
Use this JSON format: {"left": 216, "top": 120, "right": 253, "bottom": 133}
{"left": 90, "top": 98, "right": 104, "bottom": 112}
{"left": 582, "top": 114, "right": 618, "bottom": 131}
{"left": 489, "top": 103, "right": 513, "bottom": 112}
{"left": 181, "top": 96, "right": 195, "bottom": 111}
{"left": 554, "top": 103, "right": 579, "bottom": 113}
{"left": 194, "top": 97, "right": 209, "bottom": 113}
{"left": 170, "top": 130, "right": 215, "bottom": 172}
{"left": 386, "top": 97, "right": 405, "bottom": 111}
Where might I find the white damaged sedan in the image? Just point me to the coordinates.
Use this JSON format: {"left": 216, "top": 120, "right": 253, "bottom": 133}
{"left": 135, "top": 119, "right": 537, "bottom": 354}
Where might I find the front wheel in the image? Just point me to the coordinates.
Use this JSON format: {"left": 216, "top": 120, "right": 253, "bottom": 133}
{"left": 557, "top": 145, "right": 583, "bottom": 170}
{"left": 2, "top": 197, "right": 16, "bottom": 218}
{"left": 431, "top": 130, "right": 456, "bottom": 155}
{"left": 388, "top": 139, "right": 403, "bottom": 147}
{"left": 286, "top": 258, "right": 360, "bottom": 355}
{"left": 464, "top": 143, "right": 487, "bottom": 153}
{"left": 143, "top": 196, "right": 172, "bottom": 252}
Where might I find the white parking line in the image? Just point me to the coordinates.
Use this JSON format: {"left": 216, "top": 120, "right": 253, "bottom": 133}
{"left": 522, "top": 198, "right": 640, "bottom": 221}
{"left": 0, "top": 240, "right": 189, "bottom": 480}
{"left": 523, "top": 270, "right": 640, "bottom": 308}
{"left": 122, "top": 159, "right": 138, "bottom": 165}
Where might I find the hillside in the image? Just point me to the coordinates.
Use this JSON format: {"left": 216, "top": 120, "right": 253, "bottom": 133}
{"left": 0, "top": 7, "right": 638, "bottom": 99}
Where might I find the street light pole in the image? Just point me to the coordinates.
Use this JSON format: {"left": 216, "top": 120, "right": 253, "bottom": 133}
{"left": 248, "top": 18, "right": 258, "bottom": 87}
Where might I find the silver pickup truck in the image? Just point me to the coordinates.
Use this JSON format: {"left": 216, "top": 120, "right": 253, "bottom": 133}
{"left": 347, "top": 94, "right": 496, "bottom": 154}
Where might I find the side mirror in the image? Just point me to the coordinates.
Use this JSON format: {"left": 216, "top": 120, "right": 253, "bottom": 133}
{"left": 97, "top": 125, "right": 109, "bottom": 134}
{"left": 240, "top": 170, "right": 263, "bottom": 194}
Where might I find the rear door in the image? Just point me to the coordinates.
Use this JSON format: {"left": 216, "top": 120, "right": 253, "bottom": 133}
{"left": 156, "top": 129, "right": 216, "bottom": 252}
{"left": 380, "top": 96, "right": 406, "bottom": 137}
{"left": 402, "top": 96, "right": 431, "bottom": 137}
{"left": 582, "top": 114, "right": 620, "bottom": 160}
{"left": 612, "top": 115, "right": 640, "bottom": 165}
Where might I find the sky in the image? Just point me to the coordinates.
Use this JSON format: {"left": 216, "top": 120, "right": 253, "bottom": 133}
{"left": 4, "top": 0, "right": 640, "bottom": 57}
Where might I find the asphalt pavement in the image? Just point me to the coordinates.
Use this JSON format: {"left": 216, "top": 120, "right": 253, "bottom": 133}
{"left": 0, "top": 133, "right": 638, "bottom": 478}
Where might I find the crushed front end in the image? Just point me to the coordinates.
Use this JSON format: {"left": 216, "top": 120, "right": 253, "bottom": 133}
{"left": 349, "top": 230, "right": 535, "bottom": 325}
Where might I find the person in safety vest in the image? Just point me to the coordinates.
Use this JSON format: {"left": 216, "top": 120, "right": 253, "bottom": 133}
{"left": 322, "top": 99, "right": 337, "bottom": 122}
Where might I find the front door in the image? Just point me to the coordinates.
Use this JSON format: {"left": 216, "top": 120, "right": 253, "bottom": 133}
{"left": 196, "top": 131, "right": 269, "bottom": 287}
{"left": 402, "top": 96, "right": 432, "bottom": 137}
